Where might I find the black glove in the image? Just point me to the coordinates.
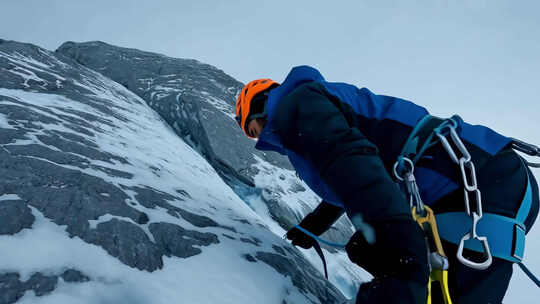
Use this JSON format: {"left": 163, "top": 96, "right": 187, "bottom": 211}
{"left": 286, "top": 201, "right": 345, "bottom": 249}
{"left": 346, "top": 218, "right": 430, "bottom": 304}
{"left": 345, "top": 218, "right": 430, "bottom": 284}
{"left": 286, "top": 213, "right": 318, "bottom": 249}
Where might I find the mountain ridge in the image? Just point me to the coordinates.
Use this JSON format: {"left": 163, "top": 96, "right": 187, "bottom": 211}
{"left": 0, "top": 38, "right": 361, "bottom": 303}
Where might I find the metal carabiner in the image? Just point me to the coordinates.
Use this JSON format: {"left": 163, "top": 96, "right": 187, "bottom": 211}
{"left": 456, "top": 212, "right": 493, "bottom": 270}
{"left": 393, "top": 156, "right": 414, "bottom": 181}
{"left": 457, "top": 233, "right": 492, "bottom": 270}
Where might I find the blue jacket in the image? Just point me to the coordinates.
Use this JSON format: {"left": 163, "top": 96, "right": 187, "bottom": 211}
{"left": 255, "top": 66, "right": 512, "bottom": 221}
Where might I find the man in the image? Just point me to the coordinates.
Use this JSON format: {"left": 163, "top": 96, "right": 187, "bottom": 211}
{"left": 234, "top": 66, "right": 539, "bottom": 303}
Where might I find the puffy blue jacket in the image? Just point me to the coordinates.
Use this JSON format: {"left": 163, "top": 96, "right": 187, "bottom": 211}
{"left": 255, "top": 65, "right": 512, "bottom": 221}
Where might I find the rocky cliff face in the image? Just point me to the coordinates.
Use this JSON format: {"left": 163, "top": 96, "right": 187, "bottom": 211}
{"left": 55, "top": 41, "right": 356, "bottom": 247}
{"left": 0, "top": 39, "right": 365, "bottom": 303}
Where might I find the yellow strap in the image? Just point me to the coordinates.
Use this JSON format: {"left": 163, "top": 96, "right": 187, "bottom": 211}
{"left": 431, "top": 270, "right": 453, "bottom": 304}
{"left": 412, "top": 206, "right": 453, "bottom": 304}
{"left": 427, "top": 279, "right": 431, "bottom": 304}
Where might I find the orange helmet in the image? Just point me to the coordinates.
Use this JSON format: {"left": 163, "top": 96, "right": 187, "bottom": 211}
{"left": 235, "top": 78, "right": 279, "bottom": 138}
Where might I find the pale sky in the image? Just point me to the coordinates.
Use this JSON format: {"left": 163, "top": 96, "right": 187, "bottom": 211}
{"left": 1, "top": 0, "right": 539, "bottom": 137}
{"left": 1, "top": 0, "right": 540, "bottom": 302}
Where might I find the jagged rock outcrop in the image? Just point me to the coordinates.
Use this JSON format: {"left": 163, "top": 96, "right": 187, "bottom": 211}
{"left": 56, "top": 41, "right": 355, "bottom": 246}
{"left": 0, "top": 39, "right": 352, "bottom": 303}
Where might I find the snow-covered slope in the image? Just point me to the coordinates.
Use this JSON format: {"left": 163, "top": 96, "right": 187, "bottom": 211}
{"left": 0, "top": 39, "right": 350, "bottom": 303}
{"left": 55, "top": 41, "right": 368, "bottom": 297}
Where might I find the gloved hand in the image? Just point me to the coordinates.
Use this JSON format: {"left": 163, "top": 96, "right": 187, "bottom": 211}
{"left": 285, "top": 212, "right": 318, "bottom": 249}
{"left": 286, "top": 226, "right": 316, "bottom": 249}
{"left": 286, "top": 201, "right": 345, "bottom": 249}
{"left": 345, "top": 218, "right": 430, "bottom": 284}
{"left": 346, "top": 218, "right": 430, "bottom": 304}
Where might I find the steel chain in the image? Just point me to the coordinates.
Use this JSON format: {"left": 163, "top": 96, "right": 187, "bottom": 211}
{"left": 435, "top": 122, "right": 493, "bottom": 270}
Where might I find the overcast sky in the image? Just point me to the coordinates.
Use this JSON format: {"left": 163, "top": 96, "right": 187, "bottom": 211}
{"left": 1, "top": 0, "right": 540, "bottom": 302}
{"left": 1, "top": 0, "right": 539, "bottom": 139}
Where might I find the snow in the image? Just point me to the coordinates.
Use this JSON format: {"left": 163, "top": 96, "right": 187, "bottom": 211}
{"left": 1, "top": 207, "right": 309, "bottom": 304}
{"left": 0, "top": 194, "right": 22, "bottom": 201}
{"left": 0, "top": 50, "right": 66, "bottom": 88}
{"left": 0, "top": 112, "right": 15, "bottom": 129}
{"left": 0, "top": 86, "right": 248, "bottom": 222}
{"left": 0, "top": 49, "right": 332, "bottom": 302}
{"left": 88, "top": 214, "right": 136, "bottom": 230}
{"left": 251, "top": 155, "right": 320, "bottom": 216}
{"left": 202, "top": 94, "right": 236, "bottom": 120}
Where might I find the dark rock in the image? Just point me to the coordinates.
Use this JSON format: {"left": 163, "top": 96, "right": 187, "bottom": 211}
{"left": 121, "top": 185, "right": 223, "bottom": 230}
{"left": 243, "top": 254, "right": 257, "bottom": 263}
{"left": 87, "top": 219, "right": 163, "bottom": 271}
{"left": 232, "top": 218, "right": 250, "bottom": 225}
{"left": 255, "top": 251, "right": 346, "bottom": 303}
{"left": 149, "top": 222, "right": 218, "bottom": 258}
{"left": 43, "top": 130, "right": 99, "bottom": 149}
{"left": 176, "top": 208, "right": 219, "bottom": 228}
{"left": 0, "top": 200, "right": 34, "bottom": 235}
{"left": 221, "top": 234, "right": 236, "bottom": 240}
{"left": 0, "top": 270, "right": 88, "bottom": 303}
{"left": 272, "top": 245, "right": 286, "bottom": 256}
{"left": 0, "top": 272, "right": 61, "bottom": 303}
{"left": 289, "top": 181, "right": 306, "bottom": 193}
{"left": 262, "top": 196, "right": 299, "bottom": 232}
{"left": 175, "top": 189, "right": 191, "bottom": 199}
{"left": 128, "top": 185, "right": 180, "bottom": 210}
{"left": 137, "top": 212, "right": 150, "bottom": 225}
{"left": 61, "top": 269, "right": 90, "bottom": 283}
{"left": 56, "top": 40, "right": 292, "bottom": 189}
{"left": 37, "top": 133, "right": 128, "bottom": 165}
{"left": 23, "top": 273, "right": 58, "bottom": 296}
{"left": 240, "top": 237, "right": 262, "bottom": 247}
{"left": 0, "top": 273, "right": 25, "bottom": 304}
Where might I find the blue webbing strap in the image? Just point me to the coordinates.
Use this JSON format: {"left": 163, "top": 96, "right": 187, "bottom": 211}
{"left": 437, "top": 165, "right": 540, "bottom": 289}
{"left": 436, "top": 170, "right": 532, "bottom": 263}
{"left": 436, "top": 212, "right": 525, "bottom": 263}
{"left": 293, "top": 225, "right": 347, "bottom": 280}
{"left": 293, "top": 225, "right": 347, "bottom": 248}
{"left": 437, "top": 156, "right": 535, "bottom": 263}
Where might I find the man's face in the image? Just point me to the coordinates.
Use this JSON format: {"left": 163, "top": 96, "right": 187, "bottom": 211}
{"left": 247, "top": 118, "right": 266, "bottom": 139}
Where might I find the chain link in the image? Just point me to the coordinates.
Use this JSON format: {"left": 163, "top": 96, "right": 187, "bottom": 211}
{"left": 435, "top": 123, "right": 493, "bottom": 270}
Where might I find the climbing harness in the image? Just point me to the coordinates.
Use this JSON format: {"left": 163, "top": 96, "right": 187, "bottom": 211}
{"left": 286, "top": 114, "right": 540, "bottom": 302}
{"left": 395, "top": 115, "right": 540, "bottom": 291}
{"left": 395, "top": 116, "right": 492, "bottom": 268}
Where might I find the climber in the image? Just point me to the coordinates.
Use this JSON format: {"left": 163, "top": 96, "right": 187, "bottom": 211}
{"left": 234, "top": 66, "right": 539, "bottom": 304}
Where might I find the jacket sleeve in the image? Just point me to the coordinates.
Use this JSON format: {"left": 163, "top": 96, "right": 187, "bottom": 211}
{"left": 299, "top": 200, "right": 345, "bottom": 235}
{"left": 272, "top": 82, "right": 410, "bottom": 223}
